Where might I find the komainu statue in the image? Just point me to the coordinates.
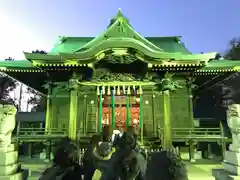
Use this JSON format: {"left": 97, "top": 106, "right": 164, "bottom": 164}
{"left": 227, "top": 104, "right": 240, "bottom": 151}
{"left": 0, "top": 104, "right": 17, "bottom": 149}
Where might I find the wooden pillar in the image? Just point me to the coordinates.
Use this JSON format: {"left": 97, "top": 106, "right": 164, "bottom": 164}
{"left": 111, "top": 87, "right": 116, "bottom": 129}
{"left": 188, "top": 139, "right": 196, "bottom": 162}
{"left": 163, "top": 90, "right": 172, "bottom": 149}
{"left": 220, "top": 121, "right": 226, "bottom": 160}
{"left": 207, "top": 143, "right": 213, "bottom": 159}
{"left": 126, "top": 86, "right": 131, "bottom": 127}
{"left": 77, "top": 93, "right": 87, "bottom": 136}
{"left": 139, "top": 86, "right": 143, "bottom": 144}
{"left": 48, "top": 140, "right": 52, "bottom": 161}
{"left": 186, "top": 79, "right": 195, "bottom": 127}
{"left": 152, "top": 93, "right": 156, "bottom": 136}
{"left": 187, "top": 79, "right": 195, "bottom": 161}
{"left": 68, "top": 75, "right": 78, "bottom": 140}
{"left": 98, "top": 87, "right": 103, "bottom": 133}
{"left": 45, "top": 83, "right": 52, "bottom": 134}
{"left": 83, "top": 95, "right": 87, "bottom": 135}
{"left": 28, "top": 143, "right": 33, "bottom": 158}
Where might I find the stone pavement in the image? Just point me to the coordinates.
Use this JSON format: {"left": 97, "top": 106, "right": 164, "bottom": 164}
{"left": 19, "top": 157, "right": 48, "bottom": 180}
{"left": 19, "top": 157, "right": 222, "bottom": 180}
{"left": 186, "top": 159, "right": 223, "bottom": 180}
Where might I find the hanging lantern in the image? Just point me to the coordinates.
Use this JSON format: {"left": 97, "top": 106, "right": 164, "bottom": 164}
{"left": 117, "top": 85, "right": 120, "bottom": 95}
{"left": 97, "top": 86, "right": 100, "bottom": 95}
{"left": 139, "top": 86, "right": 143, "bottom": 94}
{"left": 107, "top": 86, "right": 111, "bottom": 95}
{"left": 136, "top": 97, "right": 140, "bottom": 102}
{"left": 102, "top": 86, "right": 105, "bottom": 95}
{"left": 122, "top": 85, "right": 126, "bottom": 95}
{"left": 133, "top": 85, "right": 136, "bottom": 94}
{"left": 112, "top": 86, "right": 116, "bottom": 95}
{"left": 127, "top": 86, "right": 131, "bottom": 95}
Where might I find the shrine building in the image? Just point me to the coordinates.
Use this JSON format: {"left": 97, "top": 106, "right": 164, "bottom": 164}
{"left": 1, "top": 10, "right": 240, "bottom": 148}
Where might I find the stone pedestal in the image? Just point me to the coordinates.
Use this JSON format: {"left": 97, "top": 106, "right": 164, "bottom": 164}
{"left": 212, "top": 150, "right": 240, "bottom": 180}
{"left": 0, "top": 144, "right": 27, "bottom": 180}
{"left": 180, "top": 148, "right": 202, "bottom": 162}
{"left": 212, "top": 104, "right": 240, "bottom": 180}
{"left": 40, "top": 149, "right": 54, "bottom": 163}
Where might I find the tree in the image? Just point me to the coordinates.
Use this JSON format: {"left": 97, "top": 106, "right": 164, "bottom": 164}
{"left": 220, "top": 37, "right": 240, "bottom": 107}
{"left": 194, "top": 38, "right": 240, "bottom": 121}
{"left": 1, "top": 53, "right": 47, "bottom": 110}
{"left": 4, "top": 57, "right": 15, "bottom": 61}
{"left": 210, "top": 37, "right": 240, "bottom": 108}
{"left": 27, "top": 49, "right": 47, "bottom": 112}
{"left": 26, "top": 87, "right": 46, "bottom": 112}
{"left": 0, "top": 58, "right": 18, "bottom": 106}
{"left": 225, "top": 37, "right": 240, "bottom": 60}
{"left": 32, "top": 50, "right": 47, "bottom": 54}
{"left": 215, "top": 53, "right": 224, "bottom": 60}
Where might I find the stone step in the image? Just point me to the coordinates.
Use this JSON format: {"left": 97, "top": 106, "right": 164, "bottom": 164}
{"left": 212, "top": 168, "right": 240, "bottom": 180}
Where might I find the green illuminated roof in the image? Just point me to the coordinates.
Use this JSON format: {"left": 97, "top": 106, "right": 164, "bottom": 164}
{"left": 196, "top": 60, "right": 240, "bottom": 73}
{"left": 1, "top": 59, "right": 240, "bottom": 74}
{"left": 75, "top": 9, "right": 164, "bottom": 53}
{"left": 49, "top": 37, "right": 94, "bottom": 55}
{"left": 2, "top": 9, "right": 240, "bottom": 94}
{"left": 25, "top": 9, "right": 210, "bottom": 66}
{"left": 0, "top": 60, "right": 42, "bottom": 72}
{"left": 146, "top": 37, "right": 191, "bottom": 54}
{"left": 0, "top": 60, "right": 47, "bottom": 94}
{"left": 49, "top": 36, "right": 191, "bottom": 55}
{"left": 1, "top": 9, "right": 240, "bottom": 75}
{"left": 49, "top": 10, "right": 190, "bottom": 55}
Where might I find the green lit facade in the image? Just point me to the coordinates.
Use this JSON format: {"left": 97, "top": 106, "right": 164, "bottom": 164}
{"left": 2, "top": 10, "right": 240, "bottom": 148}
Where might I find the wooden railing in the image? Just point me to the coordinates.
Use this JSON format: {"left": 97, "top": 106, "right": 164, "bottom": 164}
{"left": 12, "top": 128, "right": 66, "bottom": 142}
{"left": 156, "top": 127, "right": 227, "bottom": 142}
{"left": 16, "top": 128, "right": 66, "bottom": 135}
{"left": 158, "top": 127, "right": 221, "bottom": 135}
{"left": 14, "top": 127, "right": 232, "bottom": 160}
{"left": 13, "top": 127, "right": 230, "bottom": 142}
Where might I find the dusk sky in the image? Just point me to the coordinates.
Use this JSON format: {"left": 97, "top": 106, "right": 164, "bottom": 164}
{"left": 0, "top": 0, "right": 239, "bottom": 59}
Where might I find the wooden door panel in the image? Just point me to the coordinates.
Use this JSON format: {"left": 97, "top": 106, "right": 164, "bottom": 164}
{"left": 115, "top": 107, "right": 126, "bottom": 130}
{"left": 131, "top": 107, "right": 140, "bottom": 125}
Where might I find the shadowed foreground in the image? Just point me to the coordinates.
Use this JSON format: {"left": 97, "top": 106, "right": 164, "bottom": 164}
{"left": 19, "top": 156, "right": 221, "bottom": 180}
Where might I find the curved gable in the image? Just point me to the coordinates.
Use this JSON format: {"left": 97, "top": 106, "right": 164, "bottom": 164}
{"left": 48, "top": 36, "right": 191, "bottom": 55}
{"left": 49, "top": 37, "right": 94, "bottom": 54}
{"left": 146, "top": 37, "right": 191, "bottom": 54}
{"left": 47, "top": 10, "right": 191, "bottom": 55}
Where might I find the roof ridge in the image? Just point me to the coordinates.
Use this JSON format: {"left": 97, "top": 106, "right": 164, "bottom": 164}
{"left": 75, "top": 10, "right": 164, "bottom": 52}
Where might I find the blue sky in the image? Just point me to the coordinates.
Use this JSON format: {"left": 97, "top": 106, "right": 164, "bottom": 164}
{"left": 0, "top": 0, "right": 239, "bottom": 59}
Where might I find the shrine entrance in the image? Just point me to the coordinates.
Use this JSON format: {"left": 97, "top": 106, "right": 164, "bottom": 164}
{"left": 101, "top": 95, "right": 140, "bottom": 131}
